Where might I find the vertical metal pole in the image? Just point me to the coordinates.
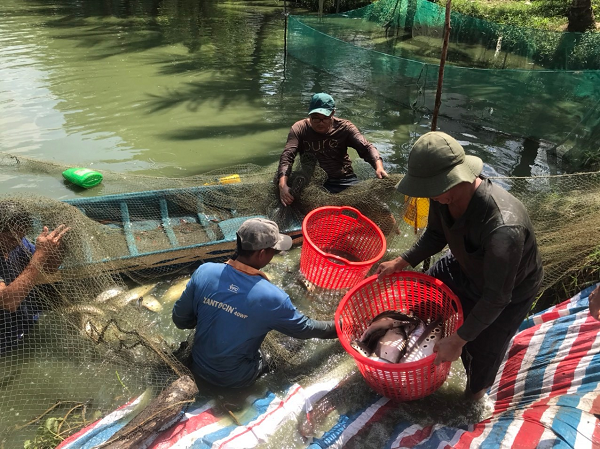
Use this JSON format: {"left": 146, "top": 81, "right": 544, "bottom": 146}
{"left": 283, "top": 1, "right": 288, "bottom": 77}
{"left": 423, "top": 0, "right": 452, "bottom": 273}
{"left": 431, "top": 0, "right": 452, "bottom": 132}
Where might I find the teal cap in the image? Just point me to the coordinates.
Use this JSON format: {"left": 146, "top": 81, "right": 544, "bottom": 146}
{"left": 308, "top": 93, "right": 335, "bottom": 116}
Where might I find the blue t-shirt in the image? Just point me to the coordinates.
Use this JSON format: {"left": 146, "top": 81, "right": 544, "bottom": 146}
{"left": 172, "top": 262, "right": 335, "bottom": 388}
{"left": 0, "top": 238, "right": 40, "bottom": 355}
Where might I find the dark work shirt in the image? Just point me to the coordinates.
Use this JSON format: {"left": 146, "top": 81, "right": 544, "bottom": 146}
{"left": 277, "top": 117, "right": 381, "bottom": 180}
{"left": 402, "top": 178, "right": 543, "bottom": 342}
{"left": 0, "top": 238, "right": 40, "bottom": 355}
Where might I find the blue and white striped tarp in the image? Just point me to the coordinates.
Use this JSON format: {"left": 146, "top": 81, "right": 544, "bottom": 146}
{"left": 59, "top": 285, "right": 600, "bottom": 448}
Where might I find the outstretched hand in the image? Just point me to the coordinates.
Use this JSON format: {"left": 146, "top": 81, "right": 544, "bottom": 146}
{"left": 375, "top": 257, "right": 409, "bottom": 282}
{"left": 33, "top": 224, "right": 70, "bottom": 274}
{"left": 375, "top": 167, "right": 388, "bottom": 179}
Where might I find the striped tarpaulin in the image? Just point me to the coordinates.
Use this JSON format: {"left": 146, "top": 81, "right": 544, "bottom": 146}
{"left": 312, "top": 284, "right": 600, "bottom": 449}
{"left": 58, "top": 285, "right": 600, "bottom": 448}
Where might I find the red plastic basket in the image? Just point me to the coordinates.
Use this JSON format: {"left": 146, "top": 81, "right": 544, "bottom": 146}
{"left": 335, "top": 272, "right": 463, "bottom": 401}
{"left": 299, "top": 206, "right": 386, "bottom": 289}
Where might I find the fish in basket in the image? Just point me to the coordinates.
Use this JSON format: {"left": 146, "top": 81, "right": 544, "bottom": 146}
{"left": 350, "top": 311, "right": 443, "bottom": 364}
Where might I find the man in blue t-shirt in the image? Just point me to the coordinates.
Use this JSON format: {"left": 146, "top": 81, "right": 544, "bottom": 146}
{"left": 172, "top": 218, "right": 337, "bottom": 389}
{"left": 0, "top": 201, "right": 70, "bottom": 354}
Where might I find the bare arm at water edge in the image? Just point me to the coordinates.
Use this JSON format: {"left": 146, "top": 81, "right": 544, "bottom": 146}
{"left": 277, "top": 122, "right": 303, "bottom": 206}
{"left": 433, "top": 332, "right": 467, "bottom": 365}
{"left": 0, "top": 225, "right": 69, "bottom": 312}
{"left": 278, "top": 175, "right": 294, "bottom": 207}
{"left": 374, "top": 158, "right": 388, "bottom": 179}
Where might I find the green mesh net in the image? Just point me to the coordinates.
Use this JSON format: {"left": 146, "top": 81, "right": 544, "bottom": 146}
{"left": 287, "top": 0, "right": 600, "bottom": 159}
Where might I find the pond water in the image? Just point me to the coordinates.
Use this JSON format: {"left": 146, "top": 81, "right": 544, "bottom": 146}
{"left": 0, "top": 0, "right": 556, "bottom": 201}
{"left": 0, "top": 0, "right": 554, "bottom": 446}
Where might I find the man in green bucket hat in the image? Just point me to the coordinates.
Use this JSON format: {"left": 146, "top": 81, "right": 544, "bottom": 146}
{"left": 377, "top": 131, "right": 543, "bottom": 401}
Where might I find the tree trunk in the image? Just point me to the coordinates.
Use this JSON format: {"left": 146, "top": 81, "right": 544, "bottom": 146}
{"left": 97, "top": 375, "right": 199, "bottom": 449}
{"left": 568, "top": 0, "right": 596, "bottom": 32}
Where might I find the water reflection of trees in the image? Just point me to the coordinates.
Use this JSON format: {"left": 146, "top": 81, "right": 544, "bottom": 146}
{"left": 37, "top": 0, "right": 288, "bottom": 112}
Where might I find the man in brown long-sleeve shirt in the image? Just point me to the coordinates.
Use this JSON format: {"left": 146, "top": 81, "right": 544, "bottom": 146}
{"left": 377, "top": 131, "right": 543, "bottom": 401}
{"left": 277, "top": 93, "right": 387, "bottom": 206}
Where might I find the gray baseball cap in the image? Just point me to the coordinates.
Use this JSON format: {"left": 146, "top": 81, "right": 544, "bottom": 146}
{"left": 396, "top": 131, "right": 483, "bottom": 198}
{"left": 237, "top": 218, "right": 292, "bottom": 251}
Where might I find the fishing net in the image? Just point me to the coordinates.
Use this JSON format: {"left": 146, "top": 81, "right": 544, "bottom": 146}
{"left": 0, "top": 152, "right": 411, "bottom": 447}
{"left": 2, "top": 0, "right": 600, "bottom": 445}
{"left": 287, "top": 0, "right": 600, "bottom": 162}
{"left": 2, "top": 145, "right": 600, "bottom": 446}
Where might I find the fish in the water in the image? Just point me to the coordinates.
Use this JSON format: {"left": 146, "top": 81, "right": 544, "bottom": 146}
{"left": 161, "top": 276, "right": 191, "bottom": 303}
{"left": 298, "top": 371, "right": 360, "bottom": 439}
{"left": 109, "top": 283, "right": 157, "bottom": 309}
{"left": 63, "top": 304, "right": 107, "bottom": 317}
{"left": 137, "top": 295, "right": 163, "bottom": 313}
{"left": 61, "top": 304, "right": 108, "bottom": 340}
{"left": 351, "top": 310, "right": 421, "bottom": 362}
{"left": 95, "top": 286, "right": 126, "bottom": 303}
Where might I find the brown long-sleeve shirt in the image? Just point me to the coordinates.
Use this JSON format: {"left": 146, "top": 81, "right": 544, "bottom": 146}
{"left": 402, "top": 178, "right": 543, "bottom": 342}
{"left": 277, "top": 117, "right": 381, "bottom": 180}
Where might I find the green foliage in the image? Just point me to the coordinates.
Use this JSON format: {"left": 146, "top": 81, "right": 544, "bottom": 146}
{"left": 440, "top": 0, "right": 598, "bottom": 31}
{"left": 292, "top": 0, "right": 372, "bottom": 14}
{"left": 24, "top": 417, "right": 63, "bottom": 449}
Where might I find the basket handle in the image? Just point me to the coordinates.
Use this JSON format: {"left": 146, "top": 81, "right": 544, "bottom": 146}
{"left": 326, "top": 253, "right": 350, "bottom": 266}
{"left": 339, "top": 206, "right": 367, "bottom": 223}
{"left": 340, "top": 206, "right": 362, "bottom": 220}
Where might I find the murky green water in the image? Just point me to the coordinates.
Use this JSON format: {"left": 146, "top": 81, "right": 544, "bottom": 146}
{"left": 0, "top": 0, "right": 556, "bottom": 201}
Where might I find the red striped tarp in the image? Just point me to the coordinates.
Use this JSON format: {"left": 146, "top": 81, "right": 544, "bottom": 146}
{"left": 59, "top": 285, "right": 600, "bottom": 448}
{"left": 310, "top": 284, "right": 600, "bottom": 448}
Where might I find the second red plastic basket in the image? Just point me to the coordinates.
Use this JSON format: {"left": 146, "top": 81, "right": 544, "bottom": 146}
{"left": 299, "top": 206, "right": 386, "bottom": 289}
{"left": 335, "top": 271, "right": 463, "bottom": 401}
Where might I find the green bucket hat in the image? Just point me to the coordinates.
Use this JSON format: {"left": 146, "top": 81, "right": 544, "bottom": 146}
{"left": 308, "top": 93, "right": 335, "bottom": 116}
{"left": 396, "top": 131, "right": 483, "bottom": 198}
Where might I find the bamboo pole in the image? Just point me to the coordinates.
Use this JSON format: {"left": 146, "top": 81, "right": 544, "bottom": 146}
{"left": 422, "top": 0, "right": 452, "bottom": 272}
{"left": 431, "top": 0, "right": 452, "bottom": 132}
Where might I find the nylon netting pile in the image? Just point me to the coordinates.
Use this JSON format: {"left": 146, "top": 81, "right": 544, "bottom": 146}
{"left": 1, "top": 147, "right": 600, "bottom": 446}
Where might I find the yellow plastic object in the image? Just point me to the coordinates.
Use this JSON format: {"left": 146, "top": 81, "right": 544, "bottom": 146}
{"left": 403, "top": 196, "right": 429, "bottom": 229}
{"left": 203, "top": 174, "right": 241, "bottom": 186}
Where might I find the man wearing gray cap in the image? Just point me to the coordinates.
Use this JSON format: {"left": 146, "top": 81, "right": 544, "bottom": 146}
{"left": 377, "top": 131, "right": 543, "bottom": 401}
{"left": 277, "top": 92, "right": 387, "bottom": 206}
{"left": 172, "top": 218, "right": 336, "bottom": 389}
